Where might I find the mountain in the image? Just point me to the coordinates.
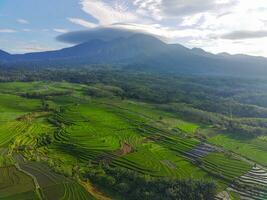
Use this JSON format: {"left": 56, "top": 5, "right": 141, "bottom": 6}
{"left": 1, "top": 33, "right": 267, "bottom": 76}
{"left": 11, "top": 34, "right": 170, "bottom": 63}
{"left": 0, "top": 50, "right": 11, "bottom": 60}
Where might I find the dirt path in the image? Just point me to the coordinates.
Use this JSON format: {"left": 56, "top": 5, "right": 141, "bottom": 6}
{"left": 14, "top": 162, "right": 44, "bottom": 200}
{"left": 79, "top": 180, "right": 112, "bottom": 200}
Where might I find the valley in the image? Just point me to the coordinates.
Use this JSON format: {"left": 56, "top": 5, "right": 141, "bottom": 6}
{"left": 0, "top": 78, "right": 267, "bottom": 200}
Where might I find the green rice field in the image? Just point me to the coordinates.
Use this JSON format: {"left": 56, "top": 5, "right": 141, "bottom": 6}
{"left": 0, "top": 81, "right": 264, "bottom": 200}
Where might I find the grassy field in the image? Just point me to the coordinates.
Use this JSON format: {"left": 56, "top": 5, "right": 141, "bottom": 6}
{"left": 0, "top": 81, "right": 264, "bottom": 199}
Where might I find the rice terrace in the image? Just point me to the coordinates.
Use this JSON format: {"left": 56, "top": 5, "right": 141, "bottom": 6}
{"left": 0, "top": 79, "right": 266, "bottom": 200}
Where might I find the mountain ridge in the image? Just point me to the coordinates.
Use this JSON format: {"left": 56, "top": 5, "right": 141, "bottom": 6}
{"left": 1, "top": 33, "right": 267, "bottom": 76}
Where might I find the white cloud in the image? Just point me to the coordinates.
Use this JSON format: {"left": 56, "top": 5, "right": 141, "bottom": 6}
{"left": 180, "top": 13, "right": 205, "bottom": 26}
{"left": 0, "top": 29, "right": 16, "bottom": 33}
{"left": 17, "top": 19, "right": 29, "bottom": 24}
{"left": 162, "top": 0, "right": 235, "bottom": 16}
{"left": 134, "top": 0, "right": 162, "bottom": 20}
{"left": 53, "top": 28, "right": 69, "bottom": 33}
{"left": 68, "top": 18, "right": 97, "bottom": 28}
{"left": 133, "top": 0, "right": 236, "bottom": 21}
{"left": 80, "top": 0, "right": 137, "bottom": 25}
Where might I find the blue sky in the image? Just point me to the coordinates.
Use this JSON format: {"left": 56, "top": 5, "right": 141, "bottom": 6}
{"left": 0, "top": 0, "right": 95, "bottom": 53}
{"left": 0, "top": 0, "right": 267, "bottom": 56}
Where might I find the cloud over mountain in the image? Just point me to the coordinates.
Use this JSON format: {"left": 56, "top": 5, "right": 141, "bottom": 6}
{"left": 56, "top": 27, "right": 152, "bottom": 44}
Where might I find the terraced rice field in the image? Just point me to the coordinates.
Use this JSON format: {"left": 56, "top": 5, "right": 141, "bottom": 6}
{"left": 209, "top": 134, "right": 267, "bottom": 166}
{"left": 201, "top": 153, "right": 251, "bottom": 183}
{"left": 52, "top": 104, "right": 144, "bottom": 161}
{"left": 180, "top": 143, "right": 252, "bottom": 190}
{"left": 113, "top": 142, "right": 206, "bottom": 178}
{"left": 44, "top": 181, "right": 95, "bottom": 200}
{"left": 50, "top": 102, "right": 209, "bottom": 178}
{"left": 1, "top": 81, "right": 267, "bottom": 199}
{"left": 0, "top": 166, "right": 37, "bottom": 199}
{"left": 0, "top": 121, "right": 31, "bottom": 147}
{"left": 16, "top": 159, "right": 95, "bottom": 200}
{"left": 104, "top": 100, "right": 201, "bottom": 134}
{"left": 228, "top": 167, "right": 267, "bottom": 200}
{"left": 184, "top": 143, "right": 219, "bottom": 160}
{"left": 50, "top": 99, "right": 252, "bottom": 188}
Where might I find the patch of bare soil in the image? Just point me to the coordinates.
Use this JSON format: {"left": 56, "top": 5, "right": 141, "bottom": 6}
{"left": 114, "top": 142, "right": 133, "bottom": 156}
{"left": 96, "top": 142, "right": 134, "bottom": 165}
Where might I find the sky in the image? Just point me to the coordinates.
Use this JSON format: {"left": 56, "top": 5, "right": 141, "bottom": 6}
{"left": 0, "top": 0, "right": 267, "bottom": 56}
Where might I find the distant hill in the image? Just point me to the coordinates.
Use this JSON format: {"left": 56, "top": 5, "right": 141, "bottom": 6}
{"left": 0, "top": 50, "right": 11, "bottom": 60}
{"left": 1, "top": 33, "right": 267, "bottom": 76}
